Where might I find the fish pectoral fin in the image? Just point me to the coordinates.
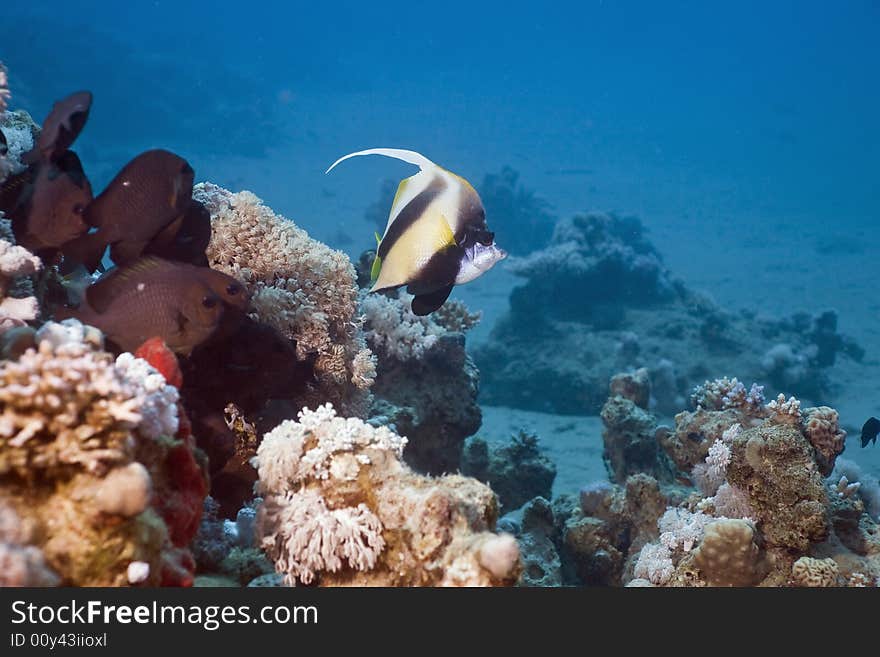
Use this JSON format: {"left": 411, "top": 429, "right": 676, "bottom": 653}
{"left": 410, "top": 284, "right": 454, "bottom": 316}
{"left": 434, "top": 213, "right": 458, "bottom": 251}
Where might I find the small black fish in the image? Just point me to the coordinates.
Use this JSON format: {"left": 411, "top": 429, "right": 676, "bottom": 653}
{"left": 143, "top": 199, "right": 212, "bottom": 266}
{"left": 58, "top": 256, "right": 245, "bottom": 355}
{"left": 0, "top": 127, "right": 7, "bottom": 157}
{"left": 861, "top": 417, "right": 880, "bottom": 448}
{"left": 62, "top": 149, "right": 194, "bottom": 271}
{"left": 22, "top": 91, "right": 92, "bottom": 165}
{"left": 9, "top": 151, "right": 92, "bottom": 256}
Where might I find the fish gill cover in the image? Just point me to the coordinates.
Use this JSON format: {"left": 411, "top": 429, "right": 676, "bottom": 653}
{"left": 0, "top": 0, "right": 879, "bottom": 589}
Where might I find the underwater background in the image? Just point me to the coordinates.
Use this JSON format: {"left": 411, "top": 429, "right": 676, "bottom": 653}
{"left": 1, "top": 0, "right": 879, "bottom": 586}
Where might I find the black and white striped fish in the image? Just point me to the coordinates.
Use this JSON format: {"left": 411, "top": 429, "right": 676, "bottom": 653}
{"left": 326, "top": 148, "right": 506, "bottom": 315}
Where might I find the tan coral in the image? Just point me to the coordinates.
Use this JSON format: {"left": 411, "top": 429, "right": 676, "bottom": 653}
{"left": 0, "top": 320, "right": 201, "bottom": 586}
{"left": 802, "top": 406, "right": 846, "bottom": 476}
{"left": 254, "top": 403, "right": 520, "bottom": 586}
{"left": 790, "top": 556, "right": 840, "bottom": 587}
{"left": 432, "top": 299, "right": 482, "bottom": 333}
{"left": 692, "top": 519, "right": 765, "bottom": 587}
{"left": 195, "top": 183, "right": 374, "bottom": 415}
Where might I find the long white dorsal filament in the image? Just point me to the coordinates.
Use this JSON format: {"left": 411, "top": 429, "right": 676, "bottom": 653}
{"left": 325, "top": 148, "right": 437, "bottom": 174}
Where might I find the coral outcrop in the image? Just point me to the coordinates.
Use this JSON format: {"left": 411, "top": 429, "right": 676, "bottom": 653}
{"left": 253, "top": 403, "right": 520, "bottom": 586}
{"left": 364, "top": 293, "right": 481, "bottom": 474}
{"left": 0, "top": 320, "right": 206, "bottom": 586}
{"left": 612, "top": 378, "right": 878, "bottom": 587}
{"left": 476, "top": 211, "right": 863, "bottom": 416}
{"left": 600, "top": 370, "right": 677, "bottom": 484}
{"left": 461, "top": 431, "right": 556, "bottom": 513}
{"left": 196, "top": 183, "right": 375, "bottom": 416}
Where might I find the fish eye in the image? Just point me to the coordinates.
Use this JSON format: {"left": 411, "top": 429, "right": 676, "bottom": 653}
{"left": 72, "top": 203, "right": 85, "bottom": 215}
{"left": 202, "top": 296, "right": 218, "bottom": 309}
{"left": 226, "top": 283, "right": 241, "bottom": 296}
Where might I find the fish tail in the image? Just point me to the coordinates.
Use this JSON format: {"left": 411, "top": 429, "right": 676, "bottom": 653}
{"left": 325, "top": 148, "right": 437, "bottom": 174}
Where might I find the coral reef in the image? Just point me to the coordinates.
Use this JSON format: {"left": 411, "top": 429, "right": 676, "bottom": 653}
{"left": 477, "top": 166, "right": 556, "bottom": 256}
{"left": 607, "top": 378, "right": 880, "bottom": 587}
{"left": 196, "top": 183, "right": 375, "bottom": 416}
{"left": 361, "top": 292, "right": 444, "bottom": 361}
{"left": 476, "top": 211, "right": 863, "bottom": 415}
{"left": 364, "top": 293, "right": 481, "bottom": 474}
{"left": 461, "top": 431, "right": 556, "bottom": 513}
{"left": 600, "top": 372, "right": 677, "bottom": 484}
{"left": 0, "top": 320, "right": 206, "bottom": 585}
{"left": 253, "top": 403, "right": 519, "bottom": 586}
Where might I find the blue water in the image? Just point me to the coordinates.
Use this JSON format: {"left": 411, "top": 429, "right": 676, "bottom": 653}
{"left": 3, "top": 0, "right": 879, "bottom": 475}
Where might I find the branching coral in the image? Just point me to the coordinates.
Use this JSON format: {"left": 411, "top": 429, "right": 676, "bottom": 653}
{"left": 431, "top": 299, "right": 482, "bottom": 333}
{"left": 195, "top": 183, "right": 374, "bottom": 415}
{"left": 361, "top": 293, "right": 444, "bottom": 361}
{"left": 254, "top": 403, "right": 519, "bottom": 586}
{"left": 690, "top": 377, "right": 764, "bottom": 413}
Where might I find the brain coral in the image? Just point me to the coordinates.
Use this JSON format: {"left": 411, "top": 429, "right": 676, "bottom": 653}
{"left": 790, "top": 556, "right": 840, "bottom": 587}
{"left": 195, "top": 183, "right": 375, "bottom": 416}
{"left": 254, "top": 403, "right": 520, "bottom": 586}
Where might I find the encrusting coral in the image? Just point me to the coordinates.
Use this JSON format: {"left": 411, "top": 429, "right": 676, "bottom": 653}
{"left": 253, "top": 403, "right": 520, "bottom": 586}
{"left": 0, "top": 320, "right": 207, "bottom": 586}
{"left": 195, "top": 183, "right": 375, "bottom": 416}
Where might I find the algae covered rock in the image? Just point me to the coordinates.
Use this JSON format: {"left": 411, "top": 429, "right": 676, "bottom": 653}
{"left": 726, "top": 423, "right": 829, "bottom": 551}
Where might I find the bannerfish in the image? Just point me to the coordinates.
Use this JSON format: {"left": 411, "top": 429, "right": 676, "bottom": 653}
{"left": 861, "top": 417, "right": 880, "bottom": 448}
{"left": 143, "top": 199, "right": 212, "bottom": 267}
{"left": 9, "top": 151, "right": 92, "bottom": 256}
{"left": 58, "top": 256, "right": 245, "bottom": 355}
{"left": 326, "top": 148, "right": 506, "bottom": 315}
{"left": 62, "top": 149, "right": 194, "bottom": 271}
{"left": 22, "top": 91, "right": 92, "bottom": 165}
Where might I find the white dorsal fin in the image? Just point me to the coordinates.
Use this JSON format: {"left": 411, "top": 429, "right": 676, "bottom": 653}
{"left": 325, "top": 148, "right": 437, "bottom": 174}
